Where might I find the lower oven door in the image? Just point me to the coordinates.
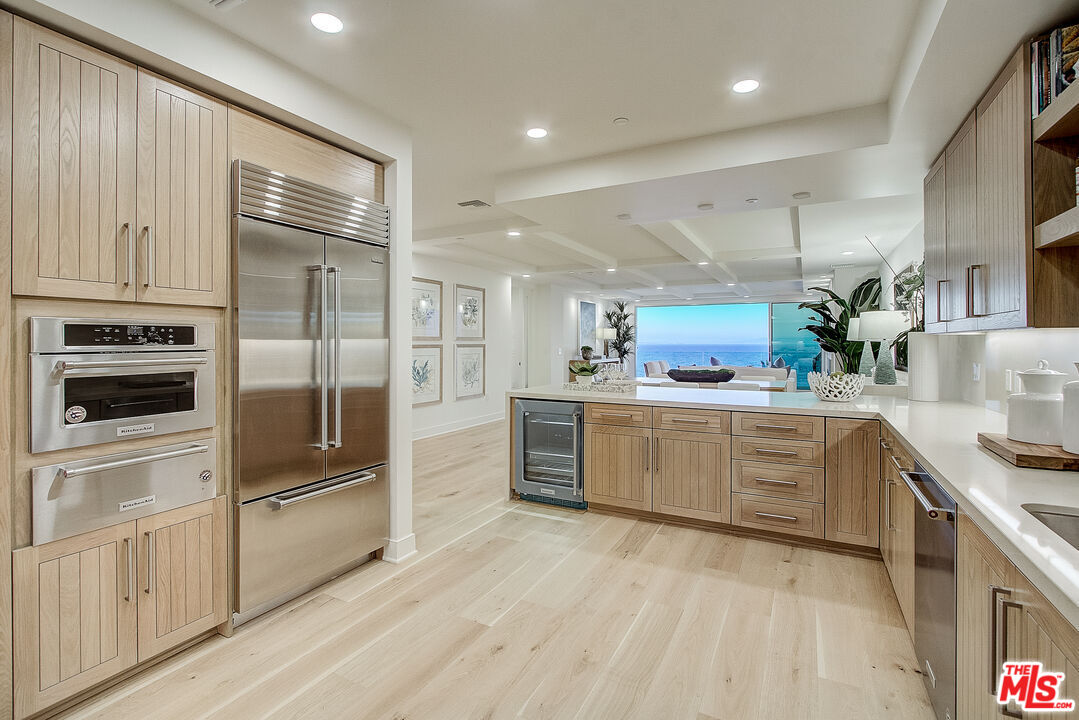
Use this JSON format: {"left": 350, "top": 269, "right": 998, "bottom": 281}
{"left": 30, "top": 350, "right": 215, "bottom": 453}
{"left": 235, "top": 465, "right": 388, "bottom": 620}
{"left": 32, "top": 439, "right": 218, "bottom": 545}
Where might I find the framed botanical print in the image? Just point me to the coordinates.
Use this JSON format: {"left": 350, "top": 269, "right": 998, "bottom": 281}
{"left": 411, "top": 277, "right": 443, "bottom": 341}
{"left": 454, "top": 284, "right": 485, "bottom": 340}
{"left": 411, "top": 345, "right": 442, "bottom": 406}
{"left": 578, "top": 300, "right": 597, "bottom": 353}
{"left": 454, "top": 344, "right": 486, "bottom": 400}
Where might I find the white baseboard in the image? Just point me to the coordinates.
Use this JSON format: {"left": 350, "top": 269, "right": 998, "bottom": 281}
{"left": 412, "top": 411, "right": 504, "bottom": 440}
{"left": 382, "top": 533, "right": 417, "bottom": 564}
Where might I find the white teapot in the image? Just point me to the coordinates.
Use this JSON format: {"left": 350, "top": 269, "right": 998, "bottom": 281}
{"left": 1007, "top": 360, "right": 1067, "bottom": 446}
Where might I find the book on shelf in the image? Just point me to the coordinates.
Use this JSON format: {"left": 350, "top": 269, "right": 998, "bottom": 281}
{"left": 1033, "top": 22, "right": 1079, "bottom": 118}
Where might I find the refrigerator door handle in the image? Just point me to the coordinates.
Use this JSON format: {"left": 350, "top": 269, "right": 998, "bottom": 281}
{"left": 316, "top": 264, "right": 329, "bottom": 451}
{"left": 329, "top": 266, "right": 343, "bottom": 449}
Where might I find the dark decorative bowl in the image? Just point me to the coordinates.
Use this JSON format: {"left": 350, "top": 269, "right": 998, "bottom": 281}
{"left": 666, "top": 368, "right": 735, "bottom": 383}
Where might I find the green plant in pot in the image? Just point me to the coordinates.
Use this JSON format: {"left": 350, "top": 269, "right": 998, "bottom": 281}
{"left": 798, "top": 277, "right": 881, "bottom": 375}
{"left": 602, "top": 301, "right": 636, "bottom": 367}
{"left": 569, "top": 361, "right": 599, "bottom": 384}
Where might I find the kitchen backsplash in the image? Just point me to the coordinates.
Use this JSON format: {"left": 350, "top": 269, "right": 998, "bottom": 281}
{"left": 935, "top": 328, "right": 1079, "bottom": 412}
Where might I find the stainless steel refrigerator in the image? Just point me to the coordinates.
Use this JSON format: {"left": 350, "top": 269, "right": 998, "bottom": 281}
{"left": 231, "top": 161, "right": 390, "bottom": 623}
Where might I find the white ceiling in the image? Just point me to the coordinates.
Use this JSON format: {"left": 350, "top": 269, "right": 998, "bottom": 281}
{"left": 168, "top": 0, "right": 1077, "bottom": 302}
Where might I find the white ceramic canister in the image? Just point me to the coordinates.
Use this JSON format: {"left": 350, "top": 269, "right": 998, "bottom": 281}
{"left": 1064, "top": 362, "right": 1079, "bottom": 455}
{"left": 1007, "top": 360, "right": 1067, "bottom": 445}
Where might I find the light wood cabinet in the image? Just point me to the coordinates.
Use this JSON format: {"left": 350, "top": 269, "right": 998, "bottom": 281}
{"left": 584, "top": 403, "right": 651, "bottom": 428}
{"left": 584, "top": 423, "right": 652, "bottom": 511}
{"left": 731, "top": 494, "right": 824, "bottom": 539}
{"left": 135, "top": 71, "right": 228, "bottom": 306}
{"left": 1012, "top": 568, "right": 1079, "bottom": 718}
{"left": 652, "top": 429, "right": 730, "bottom": 523}
{"left": 923, "top": 154, "right": 947, "bottom": 330}
{"left": 12, "top": 18, "right": 137, "bottom": 302}
{"left": 824, "top": 418, "right": 880, "bottom": 548}
{"left": 13, "top": 523, "right": 137, "bottom": 719}
{"left": 136, "top": 496, "right": 227, "bottom": 660}
{"left": 879, "top": 429, "right": 915, "bottom": 634}
{"left": 973, "top": 47, "right": 1031, "bottom": 329}
{"left": 944, "top": 112, "right": 979, "bottom": 329}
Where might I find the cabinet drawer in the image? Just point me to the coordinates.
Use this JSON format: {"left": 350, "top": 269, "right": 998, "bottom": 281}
{"left": 732, "top": 460, "right": 824, "bottom": 503}
{"left": 732, "top": 436, "right": 824, "bottom": 467}
{"left": 732, "top": 412, "right": 824, "bottom": 441}
{"left": 585, "top": 403, "right": 652, "bottom": 427}
{"left": 653, "top": 406, "right": 730, "bottom": 434}
{"left": 732, "top": 494, "right": 824, "bottom": 539}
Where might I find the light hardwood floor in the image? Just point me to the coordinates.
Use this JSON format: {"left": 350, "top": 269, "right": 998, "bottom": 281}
{"left": 56, "top": 421, "right": 933, "bottom": 720}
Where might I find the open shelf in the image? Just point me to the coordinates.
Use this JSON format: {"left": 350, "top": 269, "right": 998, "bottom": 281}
{"left": 1035, "top": 204, "right": 1079, "bottom": 249}
{"left": 1034, "top": 80, "right": 1079, "bottom": 143}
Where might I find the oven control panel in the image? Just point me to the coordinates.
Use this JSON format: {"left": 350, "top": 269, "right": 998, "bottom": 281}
{"left": 62, "top": 323, "right": 198, "bottom": 347}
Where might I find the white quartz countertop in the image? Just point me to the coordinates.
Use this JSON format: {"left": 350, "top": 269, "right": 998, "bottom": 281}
{"left": 508, "top": 384, "right": 1079, "bottom": 628}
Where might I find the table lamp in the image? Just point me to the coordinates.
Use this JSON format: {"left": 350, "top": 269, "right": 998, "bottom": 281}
{"left": 598, "top": 327, "right": 616, "bottom": 357}
{"left": 857, "top": 310, "right": 911, "bottom": 385}
{"left": 846, "top": 318, "right": 875, "bottom": 376}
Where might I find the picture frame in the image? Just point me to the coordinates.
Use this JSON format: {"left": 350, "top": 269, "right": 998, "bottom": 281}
{"left": 411, "top": 345, "right": 443, "bottom": 407}
{"left": 411, "top": 277, "right": 443, "bottom": 341}
{"left": 454, "top": 284, "right": 485, "bottom": 340}
{"left": 579, "top": 300, "right": 597, "bottom": 354}
{"left": 454, "top": 344, "right": 486, "bottom": 400}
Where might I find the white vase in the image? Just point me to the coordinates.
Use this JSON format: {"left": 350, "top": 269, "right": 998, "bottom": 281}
{"left": 576, "top": 375, "right": 593, "bottom": 385}
{"left": 1007, "top": 360, "right": 1067, "bottom": 445}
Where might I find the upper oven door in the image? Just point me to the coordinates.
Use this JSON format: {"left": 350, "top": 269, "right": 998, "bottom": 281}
{"left": 30, "top": 350, "right": 215, "bottom": 453}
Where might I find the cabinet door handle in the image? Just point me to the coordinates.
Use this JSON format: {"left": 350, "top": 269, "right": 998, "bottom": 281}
{"left": 756, "top": 477, "right": 797, "bottom": 487}
{"left": 124, "top": 537, "right": 134, "bottom": 602}
{"left": 123, "top": 222, "right": 134, "bottom": 286}
{"left": 970, "top": 264, "right": 986, "bottom": 317}
{"left": 754, "top": 448, "right": 797, "bottom": 456}
{"left": 999, "top": 593, "right": 1025, "bottom": 719}
{"left": 598, "top": 412, "right": 632, "bottom": 419}
{"left": 755, "top": 511, "right": 798, "bottom": 522}
{"left": 654, "top": 437, "right": 659, "bottom": 474}
{"left": 670, "top": 416, "right": 709, "bottom": 425}
{"left": 989, "top": 585, "right": 1012, "bottom": 694}
{"left": 885, "top": 479, "right": 895, "bottom": 531}
{"left": 144, "top": 531, "right": 155, "bottom": 595}
{"left": 937, "top": 279, "right": 947, "bottom": 322}
{"left": 143, "top": 226, "right": 154, "bottom": 288}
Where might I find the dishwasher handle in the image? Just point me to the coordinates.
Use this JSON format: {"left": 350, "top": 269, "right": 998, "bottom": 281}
{"left": 899, "top": 470, "right": 952, "bottom": 520}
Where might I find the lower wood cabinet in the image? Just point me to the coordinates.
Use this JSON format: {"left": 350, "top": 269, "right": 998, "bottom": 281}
{"left": 583, "top": 423, "right": 652, "bottom": 511}
{"left": 13, "top": 496, "right": 227, "bottom": 718}
{"left": 824, "top": 418, "right": 880, "bottom": 548}
{"left": 731, "top": 493, "right": 824, "bottom": 539}
{"left": 652, "top": 429, "right": 730, "bottom": 523}
{"left": 882, "top": 472, "right": 915, "bottom": 635}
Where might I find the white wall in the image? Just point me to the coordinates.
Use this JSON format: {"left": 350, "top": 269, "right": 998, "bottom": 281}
{"left": 412, "top": 256, "right": 512, "bottom": 439}
{"left": 13, "top": 0, "right": 420, "bottom": 561}
{"left": 832, "top": 265, "right": 879, "bottom": 301}
{"left": 879, "top": 222, "right": 924, "bottom": 310}
{"left": 521, "top": 283, "right": 621, "bottom": 386}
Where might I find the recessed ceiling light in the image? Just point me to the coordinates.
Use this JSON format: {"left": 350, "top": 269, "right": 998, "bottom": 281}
{"left": 612, "top": 117, "right": 629, "bottom": 126}
{"left": 697, "top": 202, "right": 714, "bottom": 211}
{"left": 616, "top": 213, "right": 632, "bottom": 221}
{"left": 727, "top": 283, "right": 736, "bottom": 286}
{"left": 841, "top": 250, "right": 854, "bottom": 256}
{"left": 792, "top": 191, "right": 812, "bottom": 200}
{"left": 745, "top": 198, "right": 759, "bottom": 204}
{"left": 819, "top": 275, "right": 829, "bottom": 278}
{"left": 607, "top": 268, "right": 616, "bottom": 272}
{"left": 507, "top": 230, "right": 521, "bottom": 237}
{"left": 310, "top": 12, "right": 343, "bottom": 33}
{"left": 732, "top": 79, "right": 760, "bottom": 94}
{"left": 656, "top": 286, "right": 664, "bottom": 290}
{"left": 697, "top": 261, "right": 709, "bottom": 265}
{"left": 522, "top": 274, "right": 531, "bottom": 278}
{"left": 526, "top": 127, "right": 548, "bottom": 139}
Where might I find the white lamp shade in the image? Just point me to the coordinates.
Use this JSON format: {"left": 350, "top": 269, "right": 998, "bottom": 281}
{"left": 857, "top": 310, "right": 911, "bottom": 341}
{"left": 598, "top": 328, "right": 617, "bottom": 340}
{"left": 846, "top": 318, "right": 861, "bottom": 341}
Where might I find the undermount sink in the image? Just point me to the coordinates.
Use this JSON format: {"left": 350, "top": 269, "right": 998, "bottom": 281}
{"left": 1023, "top": 504, "right": 1079, "bottom": 552}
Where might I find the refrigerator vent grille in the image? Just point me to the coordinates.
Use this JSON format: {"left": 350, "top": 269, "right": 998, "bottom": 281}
{"left": 234, "top": 161, "right": 390, "bottom": 246}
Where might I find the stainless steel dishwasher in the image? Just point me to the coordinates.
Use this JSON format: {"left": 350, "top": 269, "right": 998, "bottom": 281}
{"left": 900, "top": 463, "right": 957, "bottom": 720}
{"left": 514, "top": 399, "right": 585, "bottom": 509}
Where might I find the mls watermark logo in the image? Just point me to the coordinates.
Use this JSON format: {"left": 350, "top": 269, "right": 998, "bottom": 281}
{"left": 997, "top": 661, "right": 1075, "bottom": 712}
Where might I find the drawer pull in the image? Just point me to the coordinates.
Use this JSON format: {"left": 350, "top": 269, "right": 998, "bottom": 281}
{"left": 597, "top": 412, "right": 633, "bottom": 419}
{"left": 890, "top": 454, "right": 910, "bottom": 473}
{"left": 754, "top": 448, "right": 797, "bottom": 457}
{"left": 756, "top": 477, "right": 798, "bottom": 487}
{"left": 755, "top": 423, "right": 797, "bottom": 431}
{"left": 880, "top": 439, "right": 892, "bottom": 451}
{"left": 670, "top": 417, "right": 709, "bottom": 425}
{"left": 754, "top": 511, "right": 798, "bottom": 522}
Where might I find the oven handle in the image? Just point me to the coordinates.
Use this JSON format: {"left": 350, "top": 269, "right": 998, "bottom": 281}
{"left": 55, "top": 357, "right": 208, "bottom": 373}
{"left": 57, "top": 444, "right": 210, "bottom": 479}
{"left": 899, "top": 470, "right": 951, "bottom": 520}
{"left": 267, "top": 471, "right": 377, "bottom": 510}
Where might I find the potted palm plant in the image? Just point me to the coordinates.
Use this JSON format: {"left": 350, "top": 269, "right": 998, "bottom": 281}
{"left": 798, "top": 277, "right": 881, "bottom": 399}
{"left": 602, "top": 300, "right": 636, "bottom": 371}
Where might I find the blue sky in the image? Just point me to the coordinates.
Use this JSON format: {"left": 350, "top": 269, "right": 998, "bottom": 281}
{"left": 637, "top": 304, "right": 771, "bottom": 345}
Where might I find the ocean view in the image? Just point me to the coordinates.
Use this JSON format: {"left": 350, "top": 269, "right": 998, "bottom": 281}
{"left": 635, "top": 344, "right": 769, "bottom": 377}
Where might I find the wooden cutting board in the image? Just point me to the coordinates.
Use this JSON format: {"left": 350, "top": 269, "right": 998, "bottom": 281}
{"left": 977, "top": 433, "right": 1079, "bottom": 471}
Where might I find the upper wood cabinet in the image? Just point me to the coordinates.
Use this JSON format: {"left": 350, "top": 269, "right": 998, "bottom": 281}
{"left": 652, "top": 429, "right": 730, "bottom": 523}
{"left": 944, "top": 113, "right": 979, "bottom": 329}
{"left": 136, "top": 497, "right": 227, "bottom": 660}
{"left": 923, "top": 155, "right": 947, "bottom": 330}
{"left": 824, "top": 418, "right": 880, "bottom": 548}
{"left": 12, "top": 18, "right": 138, "bottom": 302}
{"left": 13, "top": 523, "right": 137, "bottom": 720}
{"left": 135, "top": 71, "right": 228, "bottom": 306}
{"left": 583, "top": 423, "right": 652, "bottom": 511}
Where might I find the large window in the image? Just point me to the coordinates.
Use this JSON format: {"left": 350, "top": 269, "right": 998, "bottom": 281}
{"left": 635, "top": 302, "right": 817, "bottom": 389}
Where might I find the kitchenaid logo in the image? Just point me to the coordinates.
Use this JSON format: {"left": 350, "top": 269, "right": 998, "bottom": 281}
{"left": 119, "top": 495, "right": 156, "bottom": 512}
{"left": 116, "top": 423, "right": 155, "bottom": 437}
{"left": 997, "top": 661, "right": 1075, "bottom": 712}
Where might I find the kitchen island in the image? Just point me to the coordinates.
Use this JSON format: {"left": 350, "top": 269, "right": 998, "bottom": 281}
{"left": 508, "top": 384, "right": 1079, "bottom": 629}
